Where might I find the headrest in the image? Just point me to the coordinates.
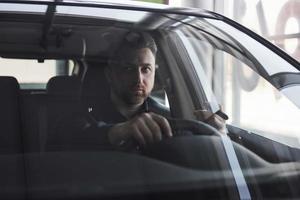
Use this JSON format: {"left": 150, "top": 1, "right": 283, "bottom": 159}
{"left": 0, "top": 76, "right": 19, "bottom": 97}
{"left": 46, "top": 76, "right": 81, "bottom": 97}
{"left": 81, "top": 63, "right": 110, "bottom": 98}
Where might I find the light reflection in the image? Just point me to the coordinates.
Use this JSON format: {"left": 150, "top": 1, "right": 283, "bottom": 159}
{"left": 284, "top": 17, "right": 299, "bottom": 54}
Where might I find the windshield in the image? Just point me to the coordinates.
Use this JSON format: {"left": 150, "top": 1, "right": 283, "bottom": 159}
{"left": 164, "top": 16, "right": 300, "bottom": 147}
{"left": 0, "top": 1, "right": 300, "bottom": 200}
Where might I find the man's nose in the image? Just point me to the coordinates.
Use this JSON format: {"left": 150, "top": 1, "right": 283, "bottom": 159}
{"left": 133, "top": 68, "right": 143, "bottom": 84}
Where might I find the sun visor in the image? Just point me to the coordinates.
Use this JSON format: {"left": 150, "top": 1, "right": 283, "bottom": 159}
{"left": 0, "top": 34, "right": 87, "bottom": 59}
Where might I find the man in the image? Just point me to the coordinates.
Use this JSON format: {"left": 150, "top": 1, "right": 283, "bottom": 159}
{"left": 48, "top": 31, "right": 226, "bottom": 151}
{"left": 104, "top": 32, "right": 173, "bottom": 148}
{"left": 100, "top": 31, "right": 227, "bottom": 149}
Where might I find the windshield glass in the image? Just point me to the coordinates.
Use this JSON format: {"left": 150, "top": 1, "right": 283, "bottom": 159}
{"left": 207, "top": 18, "right": 299, "bottom": 75}
{"left": 0, "top": 2, "right": 300, "bottom": 200}
{"left": 56, "top": 5, "right": 149, "bottom": 23}
{"left": 167, "top": 16, "right": 300, "bottom": 147}
{"left": 0, "top": 3, "right": 47, "bottom": 13}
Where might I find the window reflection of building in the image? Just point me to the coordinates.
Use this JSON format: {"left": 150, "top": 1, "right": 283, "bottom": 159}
{"left": 169, "top": 0, "right": 300, "bottom": 144}
{"left": 169, "top": 0, "right": 300, "bottom": 62}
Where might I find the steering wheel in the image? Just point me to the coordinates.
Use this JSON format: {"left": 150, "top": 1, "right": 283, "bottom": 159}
{"left": 141, "top": 118, "right": 223, "bottom": 170}
{"left": 167, "top": 118, "right": 222, "bottom": 137}
{"left": 142, "top": 118, "right": 271, "bottom": 172}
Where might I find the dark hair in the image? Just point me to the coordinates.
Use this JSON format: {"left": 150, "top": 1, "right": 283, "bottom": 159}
{"left": 109, "top": 31, "right": 157, "bottom": 65}
{"left": 123, "top": 31, "right": 157, "bottom": 56}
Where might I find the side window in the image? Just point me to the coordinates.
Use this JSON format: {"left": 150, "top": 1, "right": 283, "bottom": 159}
{"left": 177, "top": 29, "right": 300, "bottom": 146}
{"left": 223, "top": 53, "right": 300, "bottom": 146}
{"left": 0, "top": 58, "right": 74, "bottom": 89}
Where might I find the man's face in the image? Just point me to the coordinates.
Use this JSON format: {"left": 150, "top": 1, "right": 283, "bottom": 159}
{"left": 108, "top": 48, "right": 155, "bottom": 106}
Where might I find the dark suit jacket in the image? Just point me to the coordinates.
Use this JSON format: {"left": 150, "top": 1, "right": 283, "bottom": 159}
{"left": 47, "top": 97, "right": 170, "bottom": 151}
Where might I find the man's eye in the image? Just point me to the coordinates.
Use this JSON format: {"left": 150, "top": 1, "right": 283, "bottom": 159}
{"left": 141, "top": 66, "right": 152, "bottom": 73}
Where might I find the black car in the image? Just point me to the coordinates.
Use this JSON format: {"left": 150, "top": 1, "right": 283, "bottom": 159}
{"left": 0, "top": 0, "right": 299, "bottom": 199}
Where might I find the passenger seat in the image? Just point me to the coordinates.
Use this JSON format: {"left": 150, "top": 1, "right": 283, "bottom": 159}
{"left": 0, "top": 76, "right": 23, "bottom": 154}
{"left": 45, "top": 76, "right": 82, "bottom": 151}
{"left": 0, "top": 76, "right": 26, "bottom": 200}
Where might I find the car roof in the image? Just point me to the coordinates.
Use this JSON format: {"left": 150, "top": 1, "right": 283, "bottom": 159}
{"left": 0, "top": 0, "right": 221, "bottom": 19}
{"left": 0, "top": 0, "right": 223, "bottom": 60}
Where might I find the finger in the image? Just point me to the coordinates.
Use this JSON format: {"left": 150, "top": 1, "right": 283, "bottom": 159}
{"left": 150, "top": 113, "right": 173, "bottom": 138}
{"left": 141, "top": 113, "right": 162, "bottom": 142}
{"left": 206, "top": 114, "right": 225, "bottom": 130}
{"left": 216, "top": 110, "right": 228, "bottom": 120}
{"left": 136, "top": 117, "right": 154, "bottom": 144}
{"left": 217, "top": 104, "right": 229, "bottom": 120}
{"left": 199, "top": 109, "right": 214, "bottom": 121}
{"left": 131, "top": 126, "right": 146, "bottom": 146}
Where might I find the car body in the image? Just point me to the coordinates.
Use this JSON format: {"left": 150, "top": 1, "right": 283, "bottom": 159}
{"left": 0, "top": 0, "right": 299, "bottom": 199}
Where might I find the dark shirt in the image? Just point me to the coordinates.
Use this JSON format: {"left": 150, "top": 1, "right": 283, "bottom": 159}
{"left": 47, "top": 97, "right": 170, "bottom": 151}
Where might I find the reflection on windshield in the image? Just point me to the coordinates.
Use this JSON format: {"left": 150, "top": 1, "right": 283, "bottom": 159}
{"left": 174, "top": 18, "right": 300, "bottom": 147}
{"left": 207, "top": 18, "right": 298, "bottom": 75}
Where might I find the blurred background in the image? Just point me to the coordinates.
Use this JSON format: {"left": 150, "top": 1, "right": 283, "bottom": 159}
{"left": 140, "top": 0, "right": 300, "bottom": 146}
{"left": 143, "top": 0, "right": 300, "bottom": 63}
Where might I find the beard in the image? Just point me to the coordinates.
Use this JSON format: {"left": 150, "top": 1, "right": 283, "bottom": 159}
{"left": 123, "top": 88, "right": 148, "bottom": 105}
{"left": 110, "top": 79, "right": 154, "bottom": 107}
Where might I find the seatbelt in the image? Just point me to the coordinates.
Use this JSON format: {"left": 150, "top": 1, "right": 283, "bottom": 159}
{"left": 221, "top": 133, "right": 251, "bottom": 200}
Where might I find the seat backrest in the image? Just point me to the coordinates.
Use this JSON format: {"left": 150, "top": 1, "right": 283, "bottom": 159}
{"left": 0, "top": 77, "right": 27, "bottom": 198}
{"left": 0, "top": 76, "right": 23, "bottom": 154}
{"left": 20, "top": 92, "right": 47, "bottom": 152}
{"left": 47, "top": 76, "right": 81, "bottom": 98}
{"left": 81, "top": 62, "right": 110, "bottom": 120}
{"left": 21, "top": 76, "right": 82, "bottom": 152}
{"left": 45, "top": 76, "right": 82, "bottom": 151}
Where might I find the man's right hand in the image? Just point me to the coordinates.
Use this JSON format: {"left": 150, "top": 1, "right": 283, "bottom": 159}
{"left": 108, "top": 112, "right": 173, "bottom": 148}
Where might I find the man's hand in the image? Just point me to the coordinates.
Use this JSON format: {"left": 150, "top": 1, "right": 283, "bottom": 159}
{"left": 108, "top": 112, "right": 173, "bottom": 148}
{"left": 202, "top": 111, "right": 227, "bottom": 134}
{"left": 195, "top": 107, "right": 228, "bottom": 134}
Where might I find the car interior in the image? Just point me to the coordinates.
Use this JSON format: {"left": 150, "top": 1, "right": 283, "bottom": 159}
{"left": 0, "top": 2, "right": 300, "bottom": 199}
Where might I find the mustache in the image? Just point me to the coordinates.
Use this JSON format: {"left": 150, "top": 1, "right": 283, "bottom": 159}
{"left": 131, "top": 84, "right": 145, "bottom": 90}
